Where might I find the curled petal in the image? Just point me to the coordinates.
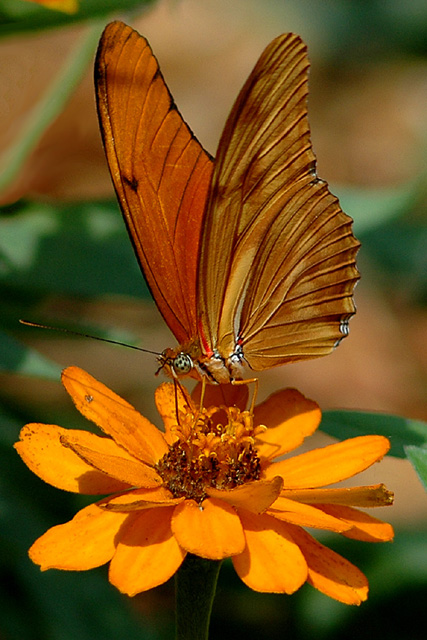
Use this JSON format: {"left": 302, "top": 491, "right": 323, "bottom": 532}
{"left": 316, "top": 505, "right": 394, "bottom": 542}
{"left": 288, "top": 526, "right": 369, "bottom": 604}
{"left": 264, "top": 436, "right": 390, "bottom": 488}
{"left": 207, "top": 477, "right": 283, "bottom": 513}
{"left": 15, "top": 424, "right": 129, "bottom": 494}
{"left": 61, "top": 433, "right": 161, "bottom": 488}
{"left": 172, "top": 498, "right": 245, "bottom": 559}
{"left": 109, "top": 507, "right": 185, "bottom": 595}
{"left": 29, "top": 503, "right": 128, "bottom": 570}
{"left": 268, "top": 497, "right": 351, "bottom": 532}
{"left": 233, "top": 509, "right": 307, "bottom": 593}
{"left": 103, "top": 487, "right": 184, "bottom": 511}
{"left": 254, "top": 389, "right": 321, "bottom": 460}
{"left": 280, "top": 484, "right": 394, "bottom": 508}
{"left": 62, "top": 367, "right": 168, "bottom": 465}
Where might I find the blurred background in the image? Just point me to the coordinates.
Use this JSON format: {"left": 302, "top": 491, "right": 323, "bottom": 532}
{"left": 0, "top": 1, "right": 426, "bottom": 638}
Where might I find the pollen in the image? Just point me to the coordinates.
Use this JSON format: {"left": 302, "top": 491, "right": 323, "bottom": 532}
{"left": 155, "top": 404, "right": 265, "bottom": 504}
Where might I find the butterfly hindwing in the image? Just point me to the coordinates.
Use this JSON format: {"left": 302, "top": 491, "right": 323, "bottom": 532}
{"left": 198, "top": 33, "right": 359, "bottom": 368}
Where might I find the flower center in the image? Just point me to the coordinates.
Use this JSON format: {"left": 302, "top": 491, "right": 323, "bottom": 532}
{"left": 155, "top": 404, "right": 265, "bottom": 504}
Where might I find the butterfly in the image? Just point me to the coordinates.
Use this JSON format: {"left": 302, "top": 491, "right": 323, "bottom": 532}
{"left": 95, "top": 21, "right": 360, "bottom": 384}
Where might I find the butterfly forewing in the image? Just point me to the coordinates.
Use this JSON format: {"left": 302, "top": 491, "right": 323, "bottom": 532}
{"left": 198, "top": 33, "right": 359, "bottom": 369}
{"left": 95, "top": 21, "right": 213, "bottom": 345}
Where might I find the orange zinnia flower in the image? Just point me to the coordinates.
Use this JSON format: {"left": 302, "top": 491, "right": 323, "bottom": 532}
{"left": 15, "top": 367, "right": 394, "bottom": 605}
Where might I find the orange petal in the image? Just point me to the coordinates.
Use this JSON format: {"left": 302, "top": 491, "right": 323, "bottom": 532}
{"left": 155, "top": 382, "right": 193, "bottom": 443}
{"left": 232, "top": 509, "right": 307, "bottom": 593}
{"left": 207, "top": 477, "right": 283, "bottom": 513}
{"left": 280, "top": 484, "right": 394, "bottom": 507}
{"left": 171, "top": 498, "right": 245, "bottom": 559}
{"left": 254, "top": 389, "right": 321, "bottom": 460}
{"left": 109, "top": 507, "right": 186, "bottom": 595}
{"left": 289, "top": 526, "right": 368, "bottom": 604}
{"left": 62, "top": 367, "right": 168, "bottom": 465}
{"left": 268, "top": 497, "right": 351, "bottom": 532}
{"left": 61, "top": 433, "right": 161, "bottom": 488}
{"left": 317, "top": 505, "right": 394, "bottom": 542}
{"left": 29, "top": 502, "right": 128, "bottom": 570}
{"left": 15, "top": 424, "right": 129, "bottom": 494}
{"left": 103, "top": 487, "right": 184, "bottom": 511}
{"left": 264, "top": 436, "right": 390, "bottom": 488}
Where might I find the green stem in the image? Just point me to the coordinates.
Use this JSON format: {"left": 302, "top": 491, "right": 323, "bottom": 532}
{"left": 0, "top": 20, "right": 104, "bottom": 193}
{"left": 175, "top": 554, "right": 222, "bottom": 640}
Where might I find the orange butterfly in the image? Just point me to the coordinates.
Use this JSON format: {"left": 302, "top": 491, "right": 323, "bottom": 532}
{"left": 95, "top": 21, "right": 359, "bottom": 384}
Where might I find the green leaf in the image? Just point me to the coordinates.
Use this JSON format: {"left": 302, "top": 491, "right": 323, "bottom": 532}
{"left": 0, "top": 328, "right": 61, "bottom": 379}
{"left": 0, "top": 199, "right": 148, "bottom": 298}
{"left": 405, "top": 445, "right": 427, "bottom": 491}
{"left": 338, "top": 179, "right": 420, "bottom": 235}
{"left": 320, "top": 410, "right": 427, "bottom": 458}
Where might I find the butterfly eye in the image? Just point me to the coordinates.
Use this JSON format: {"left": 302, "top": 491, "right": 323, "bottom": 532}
{"left": 173, "top": 353, "right": 193, "bottom": 376}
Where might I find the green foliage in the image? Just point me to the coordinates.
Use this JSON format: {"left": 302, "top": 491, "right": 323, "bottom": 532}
{"left": 0, "top": 0, "right": 155, "bottom": 35}
{"left": 321, "top": 410, "right": 427, "bottom": 459}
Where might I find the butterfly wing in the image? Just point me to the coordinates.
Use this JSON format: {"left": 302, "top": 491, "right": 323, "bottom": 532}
{"left": 198, "top": 33, "right": 359, "bottom": 369}
{"left": 95, "top": 21, "right": 213, "bottom": 345}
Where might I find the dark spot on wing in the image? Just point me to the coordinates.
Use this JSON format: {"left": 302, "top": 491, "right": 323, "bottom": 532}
{"left": 123, "top": 175, "right": 139, "bottom": 191}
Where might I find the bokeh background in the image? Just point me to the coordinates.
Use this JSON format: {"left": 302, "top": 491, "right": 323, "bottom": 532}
{"left": 0, "top": 1, "right": 426, "bottom": 638}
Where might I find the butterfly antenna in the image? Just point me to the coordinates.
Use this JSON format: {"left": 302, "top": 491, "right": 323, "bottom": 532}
{"left": 19, "top": 319, "right": 161, "bottom": 357}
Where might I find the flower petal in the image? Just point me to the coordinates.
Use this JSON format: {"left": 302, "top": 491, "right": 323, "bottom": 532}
{"left": 264, "top": 436, "right": 390, "bottom": 488}
{"left": 172, "top": 498, "right": 245, "bottom": 559}
{"left": 15, "top": 424, "right": 129, "bottom": 494}
{"left": 61, "top": 433, "right": 161, "bottom": 488}
{"left": 317, "top": 505, "right": 394, "bottom": 542}
{"left": 62, "top": 367, "right": 168, "bottom": 464}
{"left": 155, "top": 382, "right": 192, "bottom": 442}
{"left": 29, "top": 502, "right": 128, "bottom": 570}
{"left": 280, "top": 484, "right": 394, "bottom": 507}
{"left": 109, "top": 507, "right": 185, "bottom": 595}
{"left": 288, "top": 526, "right": 368, "bottom": 604}
{"left": 254, "top": 389, "right": 321, "bottom": 460}
{"left": 207, "top": 477, "right": 283, "bottom": 513}
{"left": 192, "top": 382, "right": 249, "bottom": 411}
{"left": 103, "top": 487, "right": 184, "bottom": 511}
{"left": 268, "top": 497, "right": 351, "bottom": 532}
{"left": 232, "top": 509, "right": 307, "bottom": 593}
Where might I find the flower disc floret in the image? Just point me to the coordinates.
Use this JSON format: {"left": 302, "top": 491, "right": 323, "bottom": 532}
{"left": 156, "top": 405, "right": 264, "bottom": 503}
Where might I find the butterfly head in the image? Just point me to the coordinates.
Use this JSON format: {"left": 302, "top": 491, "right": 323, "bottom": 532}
{"left": 157, "top": 346, "right": 200, "bottom": 381}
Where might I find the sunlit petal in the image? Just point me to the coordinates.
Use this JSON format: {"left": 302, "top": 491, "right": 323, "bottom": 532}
{"left": 103, "top": 487, "right": 184, "bottom": 511}
{"left": 268, "top": 497, "right": 351, "bottom": 532}
{"left": 61, "top": 433, "right": 161, "bottom": 488}
{"left": 289, "top": 526, "right": 369, "bottom": 604}
{"left": 62, "top": 367, "right": 168, "bottom": 464}
{"left": 155, "top": 383, "right": 193, "bottom": 443}
{"left": 15, "top": 424, "right": 129, "bottom": 494}
{"left": 255, "top": 389, "right": 321, "bottom": 460}
{"left": 29, "top": 503, "right": 128, "bottom": 570}
{"left": 280, "top": 484, "right": 394, "bottom": 507}
{"left": 317, "top": 505, "right": 394, "bottom": 542}
{"left": 172, "top": 498, "right": 245, "bottom": 559}
{"left": 264, "top": 436, "right": 390, "bottom": 487}
{"left": 109, "top": 507, "right": 186, "bottom": 595}
{"left": 207, "top": 477, "right": 282, "bottom": 513}
{"left": 233, "top": 509, "right": 307, "bottom": 593}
